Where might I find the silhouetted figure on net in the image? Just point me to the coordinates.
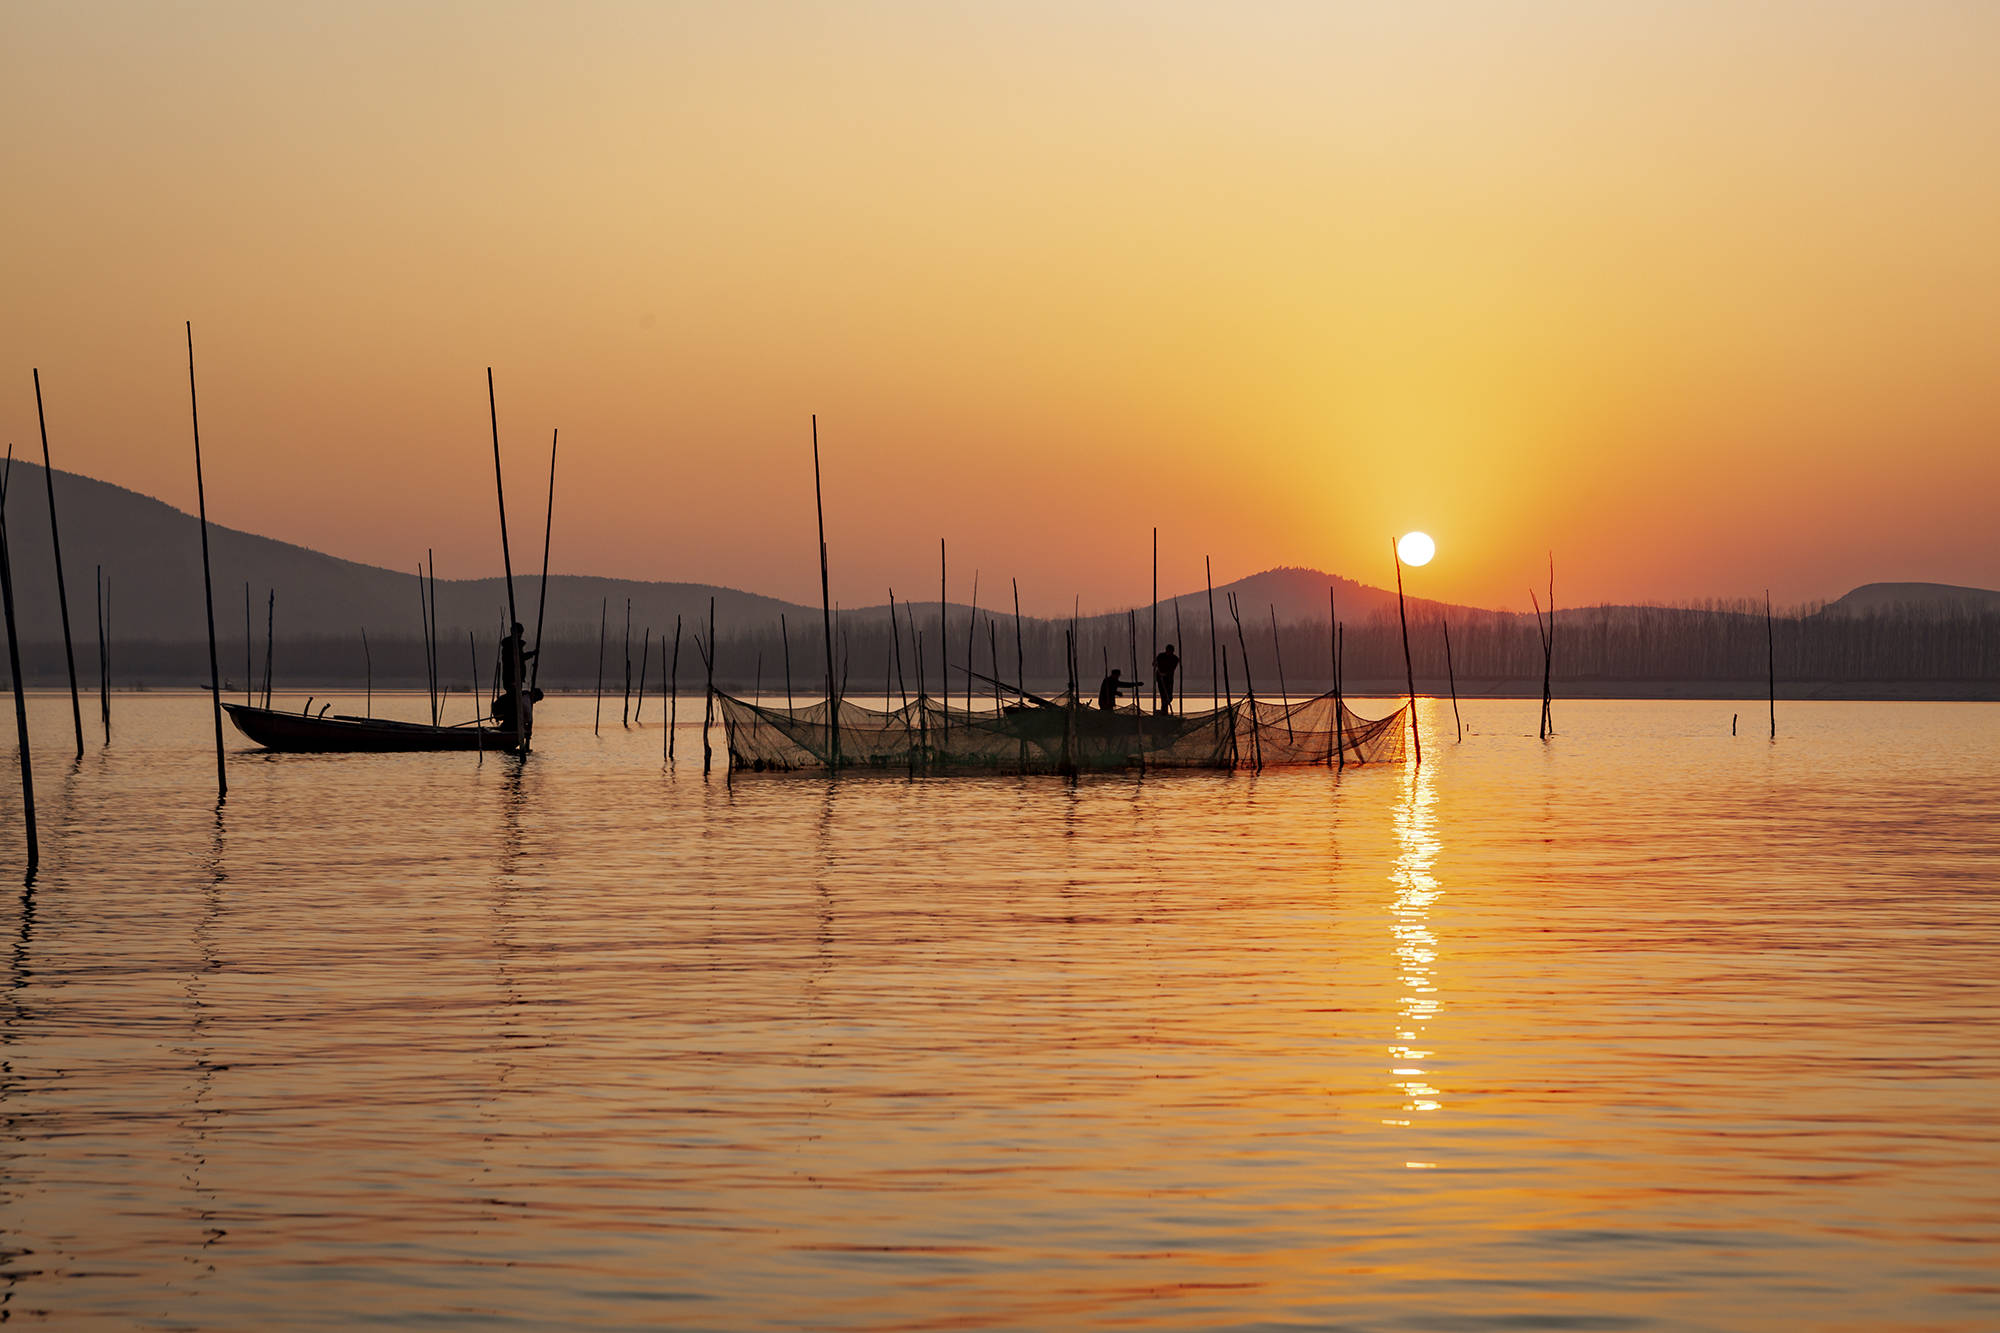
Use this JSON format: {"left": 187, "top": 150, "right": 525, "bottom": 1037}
{"left": 1153, "top": 643, "right": 1181, "bottom": 714}
{"left": 492, "top": 621, "right": 542, "bottom": 729}
{"left": 1098, "top": 668, "right": 1142, "bottom": 712}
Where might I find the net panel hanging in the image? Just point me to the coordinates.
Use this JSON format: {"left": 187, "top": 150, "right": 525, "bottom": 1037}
{"left": 716, "top": 691, "right": 1408, "bottom": 774}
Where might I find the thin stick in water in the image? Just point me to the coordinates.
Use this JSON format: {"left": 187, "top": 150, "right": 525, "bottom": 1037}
{"left": 31, "top": 370, "right": 83, "bottom": 758}
{"left": 1, "top": 448, "right": 39, "bottom": 874}
{"left": 186, "top": 324, "right": 226, "bottom": 798}
{"left": 668, "top": 613, "right": 682, "bottom": 762}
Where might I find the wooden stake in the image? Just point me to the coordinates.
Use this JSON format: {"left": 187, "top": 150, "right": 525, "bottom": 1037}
{"left": 362, "top": 627, "right": 372, "bottom": 715}
{"left": 965, "top": 572, "right": 978, "bottom": 716}
{"left": 668, "top": 613, "right": 681, "bottom": 762}
{"left": 622, "top": 598, "right": 632, "bottom": 727}
{"left": 1544, "top": 555, "right": 1556, "bottom": 738}
{"left": 594, "top": 596, "right": 606, "bottom": 736}
{"left": 1443, "top": 615, "right": 1462, "bottom": 742}
{"left": 1393, "top": 541, "right": 1420, "bottom": 766}
{"left": 1, "top": 449, "right": 38, "bottom": 874}
{"left": 812, "top": 417, "right": 838, "bottom": 768}
{"left": 244, "top": 582, "right": 252, "bottom": 705}
{"left": 469, "top": 632, "right": 483, "bottom": 758}
{"left": 31, "top": 370, "right": 82, "bottom": 758}
{"left": 186, "top": 325, "right": 226, "bottom": 799}
{"left": 1221, "top": 643, "right": 1237, "bottom": 768}
{"left": 530, "top": 428, "right": 556, "bottom": 695}
{"left": 417, "top": 565, "right": 434, "bottom": 723}
{"left": 1335, "top": 618, "right": 1345, "bottom": 771}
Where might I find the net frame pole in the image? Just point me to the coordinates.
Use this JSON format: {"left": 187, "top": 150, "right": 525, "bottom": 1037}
{"left": 594, "top": 597, "right": 606, "bottom": 736}
{"left": 530, "top": 428, "right": 557, "bottom": 696}
{"left": 1206, "top": 556, "right": 1220, "bottom": 712}
{"left": 1766, "top": 589, "right": 1776, "bottom": 739}
{"left": 1269, "top": 602, "right": 1292, "bottom": 742}
{"left": 1443, "top": 614, "right": 1462, "bottom": 742}
{"left": 668, "top": 614, "right": 681, "bottom": 762}
{"left": 938, "top": 538, "right": 948, "bottom": 756}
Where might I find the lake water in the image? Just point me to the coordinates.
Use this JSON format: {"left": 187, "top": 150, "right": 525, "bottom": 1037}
{"left": 1, "top": 693, "right": 1996, "bottom": 1330}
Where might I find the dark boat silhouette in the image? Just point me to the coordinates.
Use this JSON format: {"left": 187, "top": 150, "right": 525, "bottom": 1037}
{"left": 223, "top": 702, "right": 516, "bottom": 753}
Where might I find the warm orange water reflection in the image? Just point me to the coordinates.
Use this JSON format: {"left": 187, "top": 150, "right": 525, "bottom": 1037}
{"left": 0, "top": 695, "right": 1996, "bottom": 1329}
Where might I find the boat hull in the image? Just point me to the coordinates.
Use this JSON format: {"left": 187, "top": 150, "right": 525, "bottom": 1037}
{"left": 224, "top": 703, "right": 517, "bottom": 753}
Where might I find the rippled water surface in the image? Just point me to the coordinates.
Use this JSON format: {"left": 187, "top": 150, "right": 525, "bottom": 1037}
{"left": 1, "top": 694, "right": 1996, "bottom": 1330}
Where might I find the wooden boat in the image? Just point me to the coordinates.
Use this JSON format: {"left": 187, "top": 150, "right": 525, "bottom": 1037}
{"left": 223, "top": 702, "right": 517, "bottom": 753}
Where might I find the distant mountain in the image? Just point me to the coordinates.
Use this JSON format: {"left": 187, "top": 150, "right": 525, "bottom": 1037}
{"left": 1820, "top": 582, "right": 2000, "bottom": 617}
{"left": 0, "top": 462, "right": 1475, "bottom": 686}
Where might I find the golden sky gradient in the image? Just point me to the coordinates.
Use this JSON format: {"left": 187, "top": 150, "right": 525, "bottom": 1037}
{"left": 3, "top": 1, "right": 1996, "bottom": 614}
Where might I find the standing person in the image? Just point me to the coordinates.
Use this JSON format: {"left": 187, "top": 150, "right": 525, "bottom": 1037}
{"left": 493, "top": 621, "right": 540, "bottom": 728}
{"left": 1152, "top": 642, "right": 1181, "bottom": 715}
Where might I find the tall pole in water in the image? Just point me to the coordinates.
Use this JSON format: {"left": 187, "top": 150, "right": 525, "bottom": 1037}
{"left": 487, "top": 368, "right": 523, "bottom": 753}
{"left": 96, "top": 566, "right": 110, "bottom": 745}
{"left": 812, "top": 416, "right": 838, "bottom": 769}
{"left": 31, "top": 371, "right": 83, "bottom": 759}
{"left": 187, "top": 325, "right": 226, "bottom": 798}
{"left": 1393, "top": 540, "right": 1421, "bottom": 767}
{"left": 1, "top": 450, "right": 38, "bottom": 875}
{"left": 1766, "top": 590, "right": 1776, "bottom": 739}
{"left": 530, "top": 428, "right": 557, "bottom": 695}
{"left": 1205, "top": 556, "right": 1220, "bottom": 711}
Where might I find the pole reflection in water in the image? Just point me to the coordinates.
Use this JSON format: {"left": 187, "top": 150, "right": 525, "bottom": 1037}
{"left": 1385, "top": 758, "right": 1443, "bottom": 1156}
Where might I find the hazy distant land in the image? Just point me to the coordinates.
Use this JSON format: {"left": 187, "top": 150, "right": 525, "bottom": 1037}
{"left": 3, "top": 462, "right": 1995, "bottom": 700}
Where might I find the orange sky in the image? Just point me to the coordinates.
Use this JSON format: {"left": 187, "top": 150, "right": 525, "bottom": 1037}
{"left": 3, "top": 1, "right": 1996, "bottom": 615}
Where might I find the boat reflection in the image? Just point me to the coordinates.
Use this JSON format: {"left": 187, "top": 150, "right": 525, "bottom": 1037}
{"left": 1385, "top": 758, "right": 1442, "bottom": 1137}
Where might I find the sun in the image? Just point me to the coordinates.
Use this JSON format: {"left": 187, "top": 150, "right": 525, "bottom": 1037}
{"left": 1397, "top": 531, "right": 1436, "bottom": 567}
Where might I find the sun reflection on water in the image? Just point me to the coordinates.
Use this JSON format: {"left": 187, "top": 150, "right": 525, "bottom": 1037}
{"left": 1387, "top": 759, "right": 1443, "bottom": 1135}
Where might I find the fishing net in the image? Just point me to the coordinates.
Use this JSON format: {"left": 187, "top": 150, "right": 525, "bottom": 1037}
{"left": 716, "top": 692, "right": 1408, "bottom": 774}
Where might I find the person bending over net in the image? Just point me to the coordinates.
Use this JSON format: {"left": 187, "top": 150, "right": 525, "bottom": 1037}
{"left": 1098, "top": 668, "right": 1143, "bottom": 711}
{"left": 1153, "top": 643, "right": 1181, "bottom": 714}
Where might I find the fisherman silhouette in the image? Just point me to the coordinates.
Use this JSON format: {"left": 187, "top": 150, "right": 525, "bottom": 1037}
{"left": 492, "top": 621, "right": 543, "bottom": 728}
{"left": 1153, "top": 642, "right": 1181, "bottom": 714}
{"left": 1098, "top": 668, "right": 1142, "bottom": 711}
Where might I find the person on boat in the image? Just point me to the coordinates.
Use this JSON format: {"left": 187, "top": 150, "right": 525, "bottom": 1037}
{"left": 492, "top": 622, "right": 541, "bottom": 728}
{"left": 1153, "top": 643, "right": 1181, "bottom": 714}
{"left": 1097, "top": 668, "right": 1142, "bottom": 711}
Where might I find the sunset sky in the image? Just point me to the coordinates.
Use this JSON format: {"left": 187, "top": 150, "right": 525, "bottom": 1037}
{"left": 3, "top": 1, "right": 1995, "bottom": 615}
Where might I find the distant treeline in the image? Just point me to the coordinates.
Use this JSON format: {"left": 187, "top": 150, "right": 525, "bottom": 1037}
{"left": 9, "top": 600, "right": 1996, "bottom": 697}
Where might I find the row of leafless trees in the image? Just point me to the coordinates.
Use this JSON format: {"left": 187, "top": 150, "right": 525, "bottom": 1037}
{"left": 8, "top": 603, "right": 1997, "bottom": 695}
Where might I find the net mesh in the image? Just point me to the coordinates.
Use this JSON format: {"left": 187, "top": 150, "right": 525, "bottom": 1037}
{"left": 716, "top": 692, "right": 1408, "bottom": 774}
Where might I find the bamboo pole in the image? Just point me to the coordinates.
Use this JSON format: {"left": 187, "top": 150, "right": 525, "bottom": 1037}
{"left": 781, "top": 612, "right": 794, "bottom": 713}
{"left": 31, "top": 371, "right": 82, "bottom": 758}
{"left": 989, "top": 619, "right": 1001, "bottom": 713}
{"left": 1206, "top": 556, "right": 1220, "bottom": 711}
{"left": 95, "top": 565, "right": 109, "bottom": 744}
{"left": 1221, "top": 644, "right": 1237, "bottom": 768}
{"left": 263, "top": 588, "right": 275, "bottom": 709}
{"left": 1443, "top": 616, "right": 1462, "bottom": 742}
{"left": 1012, "top": 579, "right": 1025, "bottom": 698}
{"left": 938, "top": 538, "right": 949, "bottom": 755}
{"left": 703, "top": 595, "right": 716, "bottom": 775}
{"left": 1335, "top": 619, "right": 1346, "bottom": 771}
{"left": 1544, "top": 555, "right": 1556, "bottom": 739}
{"left": 417, "top": 566, "right": 434, "bottom": 723}
{"left": 1766, "top": 589, "right": 1776, "bottom": 739}
{"left": 244, "top": 582, "right": 253, "bottom": 705}
{"left": 635, "top": 628, "right": 651, "bottom": 722}
{"left": 813, "top": 417, "right": 838, "bottom": 768}
{"left": 1, "top": 449, "right": 38, "bottom": 874}
{"left": 1227, "top": 592, "right": 1262, "bottom": 769}
{"left": 362, "top": 627, "right": 372, "bottom": 715}
{"left": 469, "top": 632, "right": 483, "bottom": 758}
{"left": 594, "top": 597, "right": 606, "bottom": 735}
{"left": 1530, "top": 591, "right": 1549, "bottom": 740}
{"left": 668, "top": 614, "right": 681, "bottom": 762}
{"left": 1393, "top": 541, "right": 1420, "bottom": 766}
{"left": 1171, "top": 596, "right": 1185, "bottom": 716}
{"left": 186, "top": 325, "right": 226, "bottom": 799}
{"left": 1269, "top": 603, "right": 1293, "bottom": 742}
{"left": 965, "top": 572, "right": 978, "bottom": 716}
{"left": 622, "top": 598, "right": 632, "bottom": 727}
{"left": 486, "top": 367, "right": 524, "bottom": 753}
{"left": 1150, "top": 526, "right": 1158, "bottom": 687}
{"left": 530, "top": 428, "right": 556, "bottom": 695}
